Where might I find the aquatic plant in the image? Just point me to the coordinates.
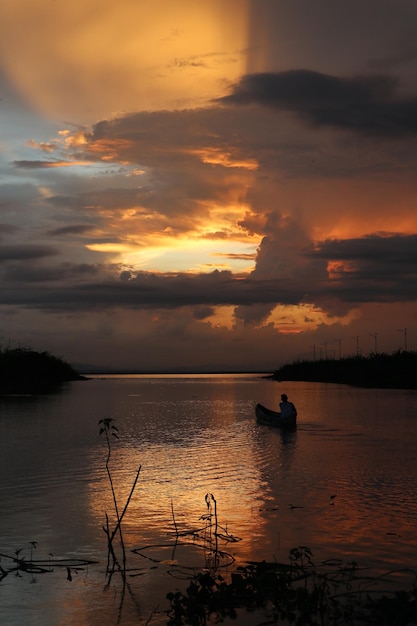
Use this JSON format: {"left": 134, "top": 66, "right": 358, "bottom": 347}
{"left": 133, "top": 492, "right": 240, "bottom": 574}
{"left": 98, "top": 418, "right": 141, "bottom": 582}
{"left": 0, "top": 543, "right": 96, "bottom": 583}
{"left": 166, "top": 547, "right": 417, "bottom": 625}
{"left": 2, "top": 498, "right": 417, "bottom": 625}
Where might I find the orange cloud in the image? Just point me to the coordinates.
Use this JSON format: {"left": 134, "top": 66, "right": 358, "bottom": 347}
{"left": 194, "top": 147, "right": 258, "bottom": 170}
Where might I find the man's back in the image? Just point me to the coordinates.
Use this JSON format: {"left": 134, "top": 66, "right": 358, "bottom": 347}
{"left": 280, "top": 400, "right": 297, "bottom": 418}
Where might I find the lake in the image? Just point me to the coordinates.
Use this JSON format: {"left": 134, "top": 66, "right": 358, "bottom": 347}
{"left": 1, "top": 374, "right": 417, "bottom": 625}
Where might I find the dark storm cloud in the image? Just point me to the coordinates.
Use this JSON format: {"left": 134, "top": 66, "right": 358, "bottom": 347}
{"left": 2, "top": 233, "right": 417, "bottom": 313}
{"left": 310, "top": 233, "right": 417, "bottom": 303}
{"left": 46, "top": 224, "right": 96, "bottom": 236}
{"left": 220, "top": 70, "right": 417, "bottom": 137}
{"left": 13, "top": 160, "right": 74, "bottom": 169}
{"left": 0, "top": 244, "right": 58, "bottom": 261}
{"left": 77, "top": 109, "right": 271, "bottom": 229}
{"left": 0, "top": 270, "right": 303, "bottom": 311}
{"left": 3, "top": 262, "right": 100, "bottom": 283}
{"left": 83, "top": 107, "right": 259, "bottom": 170}
{"left": 77, "top": 96, "right": 417, "bottom": 198}
{"left": 314, "top": 233, "right": 417, "bottom": 265}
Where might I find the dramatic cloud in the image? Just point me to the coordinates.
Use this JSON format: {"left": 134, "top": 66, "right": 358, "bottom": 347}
{"left": 0, "top": 245, "right": 58, "bottom": 262}
{"left": 1, "top": 0, "right": 417, "bottom": 370}
{"left": 47, "top": 225, "right": 96, "bottom": 236}
{"left": 2, "top": 232, "right": 417, "bottom": 314}
{"left": 220, "top": 70, "right": 417, "bottom": 137}
{"left": 314, "top": 233, "right": 417, "bottom": 266}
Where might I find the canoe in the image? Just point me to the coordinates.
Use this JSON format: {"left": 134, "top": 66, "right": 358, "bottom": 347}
{"left": 255, "top": 403, "right": 297, "bottom": 429}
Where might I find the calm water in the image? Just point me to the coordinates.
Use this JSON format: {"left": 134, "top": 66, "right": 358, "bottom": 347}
{"left": 1, "top": 374, "right": 417, "bottom": 625}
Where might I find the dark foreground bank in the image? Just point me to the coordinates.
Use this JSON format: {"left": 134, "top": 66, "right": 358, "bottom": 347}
{"left": 271, "top": 350, "right": 417, "bottom": 389}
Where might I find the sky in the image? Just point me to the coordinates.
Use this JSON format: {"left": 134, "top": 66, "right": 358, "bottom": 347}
{"left": 1, "top": 0, "right": 417, "bottom": 372}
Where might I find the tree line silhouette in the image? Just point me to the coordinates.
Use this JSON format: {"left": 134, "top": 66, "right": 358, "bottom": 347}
{"left": 0, "top": 346, "right": 85, "bottom": 394}
{"left": 272, "top": 350, "right": 417, "bottom": 389}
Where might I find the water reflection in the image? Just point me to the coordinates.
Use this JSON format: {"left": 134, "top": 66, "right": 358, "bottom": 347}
{"left": 87, "top": 405, "right": 272, "bottom": 564}
{"left": 1, "top": 376, "right": 417, "bottom": 625}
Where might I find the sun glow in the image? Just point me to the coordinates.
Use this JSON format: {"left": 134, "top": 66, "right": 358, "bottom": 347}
{"left": 86, "top": 243, "right": 134, "bottom": 253}
{"left": 80, "top": 194, "right": 261, "bottom": 273}
{"left": 119, "top": 236, "right": 258, "bottom": 273}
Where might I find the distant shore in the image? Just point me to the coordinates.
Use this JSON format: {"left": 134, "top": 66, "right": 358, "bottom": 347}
{"left": 0, "top": 347, "right": 86, "bottom": 395}
{"left": 3, "top": 346, "right": 416, "bottom": 393}
{"left": 269, "top": 350, "right": 417, "bottom": 390}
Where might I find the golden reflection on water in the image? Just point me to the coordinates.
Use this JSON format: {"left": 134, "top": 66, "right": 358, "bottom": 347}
{"left": 2, "top": 377, "right": 417, "bottom": 626}
{"left": 85, "top": 377, "right": 417, "bottom": 577}
{"left": 86, "top": 419, "right": 272, "bottom": 567}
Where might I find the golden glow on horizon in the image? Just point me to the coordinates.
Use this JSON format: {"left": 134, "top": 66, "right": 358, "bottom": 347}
{"left": 86, "top": 242, "right": 133, "bottom": 253}
{"left": 314, "top": 222, "right": 413, "bottom": 243}
{"left": 204, "top": 306, "right": 236, "bottom": 329}
{"left": 266, "top": 303, "right": 361, "bottom": 333}
{"left": 205, "top": 202, "right": 256, "bottom": 234}
{"left": 118, "top": 235, "right": 257, "bottom": 274}
{"left": 80, "top": 192, "right": 261, "bottom": 273}
{"left": 197, "top": 261, "right": 255, "bottom": 274}
{"left": 295, "top": 178, "right": 417, "bottom": 243}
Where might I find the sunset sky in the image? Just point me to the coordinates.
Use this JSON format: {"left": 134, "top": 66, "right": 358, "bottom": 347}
{"left": 1, "top": 0, "right": 417, "bottom": 372}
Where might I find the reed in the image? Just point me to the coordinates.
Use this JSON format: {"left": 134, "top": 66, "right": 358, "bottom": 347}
{"left": 98, "top": 418, "right": 141, "bottom": 582}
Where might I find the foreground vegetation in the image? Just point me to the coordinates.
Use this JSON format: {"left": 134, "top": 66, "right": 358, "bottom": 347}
{"left": 0, "top": 346, "right": 85, "bottom": 394}
{"left": 167, "top": 550, "right": 417, "bottom": 626}
{"left": 271, "top": 350, "right": 417, "bottom": 389}
{"left": 3, "top": 539, "right": 417, "bottom": 625}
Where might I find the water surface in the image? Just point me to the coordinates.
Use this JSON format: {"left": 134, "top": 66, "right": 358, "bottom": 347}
{"left": 1, "top": 375, "right": 417, "bottom": 625}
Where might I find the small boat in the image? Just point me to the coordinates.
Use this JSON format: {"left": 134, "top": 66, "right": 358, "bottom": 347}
{"left": 255, "top": 403, "right": 297, "bottom": 429}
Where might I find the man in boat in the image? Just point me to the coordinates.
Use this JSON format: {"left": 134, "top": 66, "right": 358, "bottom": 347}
{"left": 279, "top": 394, "right": 297, "bottom": 419}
